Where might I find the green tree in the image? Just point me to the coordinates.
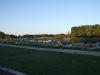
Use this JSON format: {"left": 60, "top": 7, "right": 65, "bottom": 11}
{"left": 9, "top": 34, "right": 17, "bottom": 38}
{"left": 0, "top": 31, "right": 5, "bottom": 39}
{"left": 5, "top": 34, "right": 12, "bottom": 39}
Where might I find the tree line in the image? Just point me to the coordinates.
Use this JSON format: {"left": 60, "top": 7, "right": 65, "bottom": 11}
{"left": 0, "top": 31, "right": 71, "bottom": 39}
{"left": 71, "top": 24, "right": 100, "bottom": 38}
{"left": 0, "top": 31, "right": 17, "bottom": 39}
{"left": 0, "top": 24, "right": 100, "bottom": 40}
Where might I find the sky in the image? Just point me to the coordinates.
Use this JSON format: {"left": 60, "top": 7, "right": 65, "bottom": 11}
{"left": 0, "top": 0, "right": 100, "bottom": 35}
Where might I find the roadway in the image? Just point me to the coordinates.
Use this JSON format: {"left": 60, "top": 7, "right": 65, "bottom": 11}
{"left": 0, "top": 43, "right": 100, "bottom": 56}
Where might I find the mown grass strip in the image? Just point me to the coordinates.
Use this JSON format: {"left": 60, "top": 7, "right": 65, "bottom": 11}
{"left": 0, "top": 70, "right": 6, "bottom": 75}
{"left": 0, "top": 46, "right": 100, "bottom": 75}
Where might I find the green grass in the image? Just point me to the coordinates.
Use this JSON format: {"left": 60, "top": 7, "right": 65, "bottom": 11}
{"left": 0, "top": 70, "right": 6, "bottom": 75}
{"left": 0, "top": 46, "right": 100, "bottom": 75}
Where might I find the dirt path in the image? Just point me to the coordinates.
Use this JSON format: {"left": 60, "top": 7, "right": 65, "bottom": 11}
{"left": 0, "top": 43, "right": 100, "bottom": 56}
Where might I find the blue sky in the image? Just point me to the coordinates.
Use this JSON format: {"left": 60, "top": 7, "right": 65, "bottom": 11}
{"left": 0, "top": 0, "right": 100, "bottom": 35}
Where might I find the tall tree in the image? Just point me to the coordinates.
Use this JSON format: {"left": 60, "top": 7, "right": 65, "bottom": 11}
{"left": 71, "top": 24, "right": 100, "bottom": 38}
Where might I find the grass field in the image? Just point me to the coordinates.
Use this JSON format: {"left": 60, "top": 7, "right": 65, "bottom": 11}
{"left": 0, "top": 46, "right": 100, "bottom": 75}
{"left": 0, "top": 70, "right": 6, "bottom": 75}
